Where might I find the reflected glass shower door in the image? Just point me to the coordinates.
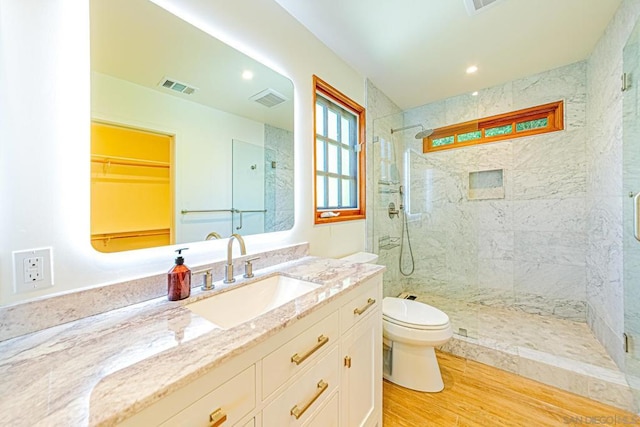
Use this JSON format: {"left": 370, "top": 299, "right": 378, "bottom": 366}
{"left": 232, "top": 139, "right": 265, "bottom": 235}
{"left": 623, "top": 17, "right": 640, "bottom": 406}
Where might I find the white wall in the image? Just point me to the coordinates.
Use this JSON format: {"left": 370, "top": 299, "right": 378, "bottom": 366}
{"left": 0, "top": 0, "right": 366, "bottom": 305}
{"left": 92, "top": 72, "right": 266, "bottom": 242}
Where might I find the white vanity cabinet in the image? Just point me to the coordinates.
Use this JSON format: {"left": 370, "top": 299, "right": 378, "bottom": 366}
{"left": 339, "top": 279, "right": 383, "bottom": 427}
{"left": 117, "top": 273, "right": 382, "bottom": 427}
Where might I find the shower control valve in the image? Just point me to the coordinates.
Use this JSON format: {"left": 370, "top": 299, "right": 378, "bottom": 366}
{"left": 388, "top": 202, "right": 400, "bottom": 219}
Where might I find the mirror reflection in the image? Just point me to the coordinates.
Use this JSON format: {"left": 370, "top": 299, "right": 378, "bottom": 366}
{"left": 90, "top": 0, "right": 294, "bottom": 253}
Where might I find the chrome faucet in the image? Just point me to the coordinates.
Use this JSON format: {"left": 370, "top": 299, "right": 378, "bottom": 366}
{"left": 224, "top": 233, "right": 246, "bottom": 283}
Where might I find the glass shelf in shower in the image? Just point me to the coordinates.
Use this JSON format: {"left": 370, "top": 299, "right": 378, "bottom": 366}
{"left": 378, "top": 179, "right": 400, "bottom": 186}
{"left": 379, "top": 188, "right": 400, "bottom": 194}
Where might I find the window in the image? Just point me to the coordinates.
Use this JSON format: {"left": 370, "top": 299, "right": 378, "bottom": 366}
{"left": 424, "top": 101, "right": 564, "bottom": 153}
{"left": 313, "top": 75, "right": 366, "bottom": 224}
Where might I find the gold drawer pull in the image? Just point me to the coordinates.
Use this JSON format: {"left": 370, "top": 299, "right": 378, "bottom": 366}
{"left": 209, "top": 408, "right": 227, "bottom": 427}
{"left": 354, "top": 298, "right": 376, "bottom": 315}
{"left": 290, "top": 380, "right": 329, "bottom": 419}
{"left": 291, "top": 335, "right": 329, "bottom": 365}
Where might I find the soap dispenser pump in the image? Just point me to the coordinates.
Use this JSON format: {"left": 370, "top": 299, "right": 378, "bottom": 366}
{"left": 168, "top": 248, "right": 191, "bottom": 301}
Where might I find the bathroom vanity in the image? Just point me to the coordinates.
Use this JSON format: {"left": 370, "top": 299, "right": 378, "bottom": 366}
{"left": 121, "top": 273, "right": 381, "bottom": 426}
{"left": 0, "top": 254, "right": 383, "bottom": 427}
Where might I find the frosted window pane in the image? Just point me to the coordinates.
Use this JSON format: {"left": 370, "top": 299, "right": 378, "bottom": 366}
{"left": 432, "top": 136, "right": 454, "bottom": 147}
{"left": 341, "top": 147, "right": 350, "bottom": 174}
{"left": 315, "top": 104, "right": 325, "bottom": 136}
{"left": 316, "top": 176, "right": 326, "bottom": 208}
{"left": 342, "top": 180, "right": 352, "bottom": 207}
{"left": 457, "top": 130, "right": 481, "bottom": 142}
{"left": 341, "top": 117, "right": 350, "bottom": 144}
{"left": 316, "top": 139, "right": 326, "bottom": 171}
{"left": 516, "top": 118, "right": 548, "bottom": 132}
{"left": 328, "top": 177, "right": 338, "bottom": 207}
{"left": 485, "top": 124, "right": 512, "bottom": 137}
{"left": 328, "top": 144, "right": 338, "bottom": 174}
{"left": 328, "top": 110, "right": 338, "bottom": 141}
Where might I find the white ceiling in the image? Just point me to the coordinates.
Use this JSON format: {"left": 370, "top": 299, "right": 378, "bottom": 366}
{"left": 90, "top": 0, "right": 294, "bottom": 130}
{"left": 273, "top": 0, "right": 622, "bottom": 109}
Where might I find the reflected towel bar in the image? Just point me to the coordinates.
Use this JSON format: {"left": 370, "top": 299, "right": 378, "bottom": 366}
{"left": 181, "top": 208, "right": 267, "bottom": 215}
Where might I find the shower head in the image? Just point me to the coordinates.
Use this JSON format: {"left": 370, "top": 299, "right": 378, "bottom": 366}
{"left": 415, "top": 128, "right": 434, "bottom": 139}
{"left": 390, "top": 124, "right": 434, "bottom": 139}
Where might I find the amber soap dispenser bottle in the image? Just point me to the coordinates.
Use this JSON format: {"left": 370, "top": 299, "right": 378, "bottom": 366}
{"left": 168, "top": 248, "right": 191, "bottom": 301}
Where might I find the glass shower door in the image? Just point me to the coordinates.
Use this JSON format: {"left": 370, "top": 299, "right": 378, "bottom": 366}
{"left": 372, "top": 113, "right": 479, "bottom": 339}
{"left": 623, "top": 17, "right": 640, "bottom": 407}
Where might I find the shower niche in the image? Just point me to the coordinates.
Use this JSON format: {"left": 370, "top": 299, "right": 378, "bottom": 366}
{"left": 468, "top": 168, "right": 504, "bottom": 200}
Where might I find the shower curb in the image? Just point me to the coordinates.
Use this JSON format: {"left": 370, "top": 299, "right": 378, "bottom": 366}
{"left": 439, "top": 334, "right": 637, "bottom": 413}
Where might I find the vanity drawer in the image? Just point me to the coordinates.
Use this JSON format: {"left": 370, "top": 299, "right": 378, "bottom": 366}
{"left": 340, "top": 277, "right": 380, "bottom": 333}
{"left": 160, "top": 365, "right": 255, "bottom": 427}
{"left": 262, "top": 346, "right": 340, "bottom": 426}
{"left": 305, "top": 391, "right": 339, "bottom": 427}
{"left": 262, "top": 311, "right": 339, "bottom": 398}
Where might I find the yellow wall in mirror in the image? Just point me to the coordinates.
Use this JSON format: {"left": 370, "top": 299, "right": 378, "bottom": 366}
{"left": 90, "top": 122, "right": 173, "bottom": 252}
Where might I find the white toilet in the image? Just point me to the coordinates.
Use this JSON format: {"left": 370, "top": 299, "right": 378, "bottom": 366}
{"left": 340, "top": 252, "right": 453, "bottom": 393}
{"left": 382, "top": 297, "right": 452, "bottom": 392}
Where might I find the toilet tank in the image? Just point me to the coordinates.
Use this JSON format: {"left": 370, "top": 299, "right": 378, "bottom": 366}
{"left": 340, "top": 252, "right": 379, "bottom": 264}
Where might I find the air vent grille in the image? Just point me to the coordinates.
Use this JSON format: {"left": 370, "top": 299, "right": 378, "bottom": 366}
{"left": 158, "top": 77, "right": 197, "bottom": 95}
{"left": 463, "top": 0, "right": 502, "bottom": 15}
{"left": 249, "top": 88, "right": 288, "bottom": 108}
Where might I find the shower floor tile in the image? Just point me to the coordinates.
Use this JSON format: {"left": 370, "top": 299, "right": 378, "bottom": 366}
{"left": 397, "top": 292, "right": 635, "bottom": 411}
{"left": 407, "top": 293, "right": 616, "bottom": 370}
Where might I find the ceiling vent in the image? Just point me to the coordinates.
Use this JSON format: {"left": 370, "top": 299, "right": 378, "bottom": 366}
{"left": 463, "top": 0, "right": 503, "bottom": 15}
{"left": 158, "top": 77, "right": 197, "bottom": 95}
{"left": 249, "top": 88, "right": 288, "bottom": 108}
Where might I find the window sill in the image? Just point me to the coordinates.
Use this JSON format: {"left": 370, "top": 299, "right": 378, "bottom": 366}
{"left": 314, "top": 211, "right": 365, "bottom": 225}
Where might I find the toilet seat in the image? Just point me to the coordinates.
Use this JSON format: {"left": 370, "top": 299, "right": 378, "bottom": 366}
{"left": 383, "top": 297, "right": 450, "bottom": 330}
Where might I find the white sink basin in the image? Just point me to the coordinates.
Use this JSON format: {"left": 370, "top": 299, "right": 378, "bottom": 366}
{"left": 186, "top": 274, "right": 320, "bottom": 329}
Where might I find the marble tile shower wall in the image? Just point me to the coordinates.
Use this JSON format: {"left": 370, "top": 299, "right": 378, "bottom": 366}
{"left": 400, "top": 61, "right": 589, "bottom": 321}
{"left": 264, "top": 125, "right": 294, "bottom": 232}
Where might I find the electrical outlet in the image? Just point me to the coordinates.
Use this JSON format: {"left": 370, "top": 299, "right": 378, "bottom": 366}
{"left": 24, "top": 257, "right": 44, "bottom": 282}
{"left": 13, "top": 248, "right": 54, "bottom": 294}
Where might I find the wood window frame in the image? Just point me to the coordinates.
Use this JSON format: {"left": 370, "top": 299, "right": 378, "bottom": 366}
{"left": 424, "top": 101, "right": 564, "bottom": 153}
{"left": 313, "top": 75, "right": 366, "bottom": 224}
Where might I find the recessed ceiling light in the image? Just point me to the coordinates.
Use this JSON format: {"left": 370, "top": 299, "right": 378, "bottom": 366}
{"left": 466, "top": 65, "right": 478, "bottom": 74}
{"left": 242, "top": 70, "right": 254, "bottom": 80}
{"left": 472, "top": 91, "right": 479, "bottom": 96}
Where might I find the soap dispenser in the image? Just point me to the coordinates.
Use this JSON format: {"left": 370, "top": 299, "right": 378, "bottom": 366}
{"left": 168, "top": 248, "right": 191, "bottom": 301}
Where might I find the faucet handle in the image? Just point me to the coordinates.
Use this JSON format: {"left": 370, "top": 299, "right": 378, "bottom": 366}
{"left": 193, "top": 268, "right": 214, "bottom": 291}
{"left": 243, "top": 257, "right": 260, "bottom": 279}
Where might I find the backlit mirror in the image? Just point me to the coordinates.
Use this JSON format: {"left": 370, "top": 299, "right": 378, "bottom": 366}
{"left": 90, "top": 0, "right": 294, "bottom": 253}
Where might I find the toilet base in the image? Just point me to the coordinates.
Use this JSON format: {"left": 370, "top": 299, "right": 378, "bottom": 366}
{"left": 383, "top": 341, "right": 444, "bottom": 392}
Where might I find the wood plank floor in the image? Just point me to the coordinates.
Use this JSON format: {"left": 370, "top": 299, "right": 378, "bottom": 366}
{"left": 383, "top": 351, "right": 639, "bottom": 427}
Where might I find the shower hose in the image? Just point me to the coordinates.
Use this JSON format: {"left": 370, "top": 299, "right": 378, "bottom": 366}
{"left": 399, "top": 202, "right": 415, "bottom": 276}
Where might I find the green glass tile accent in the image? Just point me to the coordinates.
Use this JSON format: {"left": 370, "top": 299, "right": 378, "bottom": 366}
{"left": 457, "top": 130, "right": 482, "bottom": 142}
{"left": 516, "top": 118, "right": 548, "bottom": 132}
{"left": 432, "top": 136, "right": 454, "bottom": 147}
{"left": 485, "top": 124, "right": 513, "bottom": 137}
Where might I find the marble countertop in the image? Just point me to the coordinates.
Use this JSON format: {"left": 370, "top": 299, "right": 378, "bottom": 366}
{"left": 0, "top": 256, "right": 384, "bottom": 427}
